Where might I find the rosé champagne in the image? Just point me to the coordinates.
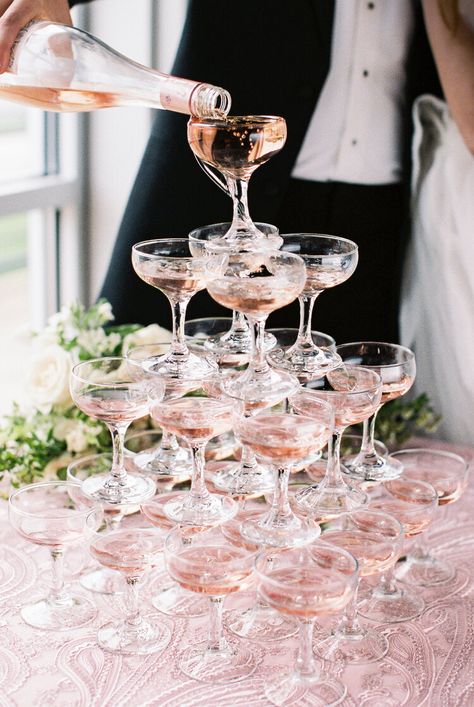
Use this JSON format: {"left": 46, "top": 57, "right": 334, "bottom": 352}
{"left": 167, "top": 545, "right": 253, "bottom": 595}
{"left": 90, "top": 528, "right": 164, "bottom": 576}
{"left": 76, "top": 388, "right": 149, "bottom": 425}
{"left": 150, "top": 397, "right": 233, "bottom": 443}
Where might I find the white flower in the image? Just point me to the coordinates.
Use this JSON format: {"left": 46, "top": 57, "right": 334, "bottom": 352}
{"left": 25, "top": 345, "right": 73, "bottom": 413}
{"left": 96, "top": 301, "right": 114, "bottom": 324}
{"left": 122, "top": 324, "right": 172, "bottom": 355}
{"left": 76, "top": 328, "right": 121, "bottom": 357}
{"left": 53, "top": 419, "right": 90, "bottom": 453}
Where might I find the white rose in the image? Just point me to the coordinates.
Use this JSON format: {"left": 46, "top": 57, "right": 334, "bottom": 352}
{"left": 122, "top": 324, "right": 172, "bottom": 355}
{"left": 26, "top": 345, "right": 73, "bottom": 413}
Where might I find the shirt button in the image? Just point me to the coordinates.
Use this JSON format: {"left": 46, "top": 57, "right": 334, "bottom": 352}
{"left": 351, "top": 139, "right": 358, "bottom": 146}
{"left": 367, "top": 2, "right": 375, "bottom": 8}
{"left": 363, "top": 69, "right": 369, "bottom": 77}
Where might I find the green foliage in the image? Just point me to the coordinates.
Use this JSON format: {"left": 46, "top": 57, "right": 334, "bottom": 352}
{"left": 374, "top": 393, "right": 441, "bottom": 448}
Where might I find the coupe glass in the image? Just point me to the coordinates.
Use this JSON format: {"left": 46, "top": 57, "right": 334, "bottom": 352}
{"left": 141, "top": 493, "right": 208, "bottom": 618}
{"left": 187, "top": 114, "right": 287, "bottom": 249}
{"left": 389, "top": 448, "right": 469, "bottom": 586}
{"left": 70, "top": 357, "right": 156, "bottom": 505}
{"left": 290, "top": 366, "right": 382, "bottom": 522}
{"left": 336, "top": 342, "right": 416, "bottom": 482}
{"left": 267, "top": 234, "right": 358, "bottom": 378}
{"left": 86, "top": 507, "right": 172, "bottom": 654}
{"left": 185, "top": 315, "right": 252, "bottom": 369}
{"left": 149, "top": 375, "right": 238, "bottom": 526}
{"left": 206, "top": 248, "right": 306, "bottom": 402}
{"left": 234, "top": 403, "right": 333, "bottom": 548}
{"left": 67, "top": 453, "right": 127, "bottom": 595}
{"left": 314, "top": 509, "right": 403, "bottom": 665}
{"left": 126, "top": 342, "right": 192, "bottom": 477}
{"left": 255, "top": 542, "right": 358, "bottom": 706}
{"left": 131, "top": 238, "right": 217, "bottom": 378}
{"left": 166, "top": 526, "right": 258, "bottom": 683}
{"left": 9, "top": 481, "right": 96, "bottom": 630}
{"left": 188, "top": 225, "right": 280, "bottom": 365}
{"left": 359, "top": 477, "right": 438, "bottom": 623}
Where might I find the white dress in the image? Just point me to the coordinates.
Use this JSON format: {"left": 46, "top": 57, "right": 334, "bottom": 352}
{"left": 400, "top": 94, "right": 474, "bottom": 443}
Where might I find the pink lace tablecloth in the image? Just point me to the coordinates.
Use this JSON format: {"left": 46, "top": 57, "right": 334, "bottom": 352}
{"left": 2, "top": 438, "right": 474, "bottom": 707}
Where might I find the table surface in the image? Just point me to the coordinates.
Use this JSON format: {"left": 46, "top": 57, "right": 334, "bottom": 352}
{"left": 1, "top": 437, "right": 474, "bottom": 707}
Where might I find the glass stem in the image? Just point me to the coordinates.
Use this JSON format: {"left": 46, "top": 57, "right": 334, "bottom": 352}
{"left": 269, "top": 466, "right": 293, "bottom": 523}
{"left": 169, "top": 296, "right": 190, "bottom": 359}
{"left": 296, "top": 293, "right": 320, "bottom": 348}
{"left": 338, "top": 583, "right": 363, "bottom": 637}
{"left": 240, "top": 443, "right": 258, "bottom": 470}
{"left": 226, "top": 176, "right": 253, "bottom": 232}
{"left": 160, "top": 430, "right": 178, "bottom": 453}
{"left": 359, "top": 406, "right": 382, "bottom": 460}
{"left": 296, "top": 619, "right": 319, "bottom": 679}
{"left": 207, "top": 596, "right": 228, "bottom": 652}
{"left": 108, "top": 424, "right": 128, "bottom": 482}
{"left": 124, "top": 576, "right": 142, "bottom": 628}
{"left": 188, "top": 443, "right": 211, "bottom": 504}
{"left": 248, "top": 316, "right": 269, "bottom": 374}
{"left": 376, "top": 565, "right": 401, "bottom": 598}
{"left": 324, "top": 430, "right": 346, "bottom": 488}
{"left": 49, "top": 549, "right": 68, "bottom": 606}
{"left": 410, "top": 537, "right": 430, "bottom": 561}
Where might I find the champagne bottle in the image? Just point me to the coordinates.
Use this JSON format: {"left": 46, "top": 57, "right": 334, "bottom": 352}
{"left": 0, "top": 21, "right": 231, "bottom": 117}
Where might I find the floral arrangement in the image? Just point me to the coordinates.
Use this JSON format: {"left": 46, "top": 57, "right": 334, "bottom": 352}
{"left": 0, "top": 299, "right": 440, "bottom": 495}
{"left": 0, "top": 300, "right": 171, "bottom": 493}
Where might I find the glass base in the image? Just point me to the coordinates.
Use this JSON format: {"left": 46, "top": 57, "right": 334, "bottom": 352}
{"left": 226, "top": 604, "right": 297, "bottom": 642}
{"left": 240, "top": 510, "right": 320, "bottom": 548}
{"left": 294, "top": 482, "right": 368, "bottom": 523}
{"left": 343, "top": 454, "right": 403, "bottom": 483}
{"left": 81, "top": 472, "right": 156, "bottom": 506}
{"left": 314, "top": 625, "right": 389, "bottom": 665}
{"left": 80, "top": 566, "right": 124, "bottom": 595}
{"left": 21, "top": 594, "right": 96, "bottom": 630}
{"left": 357, "top": 585, "right": 425, "bottom": 623}
{"left": 394, "top": 553, "right": 455, "bottom": 586}
{"left": 130, "top": 446, "right": 191, "bottom": 478}
{"left": 223, "top": 366, "right": 299, "bottom": 405}
{"left": 97, "top": 614, "right": 172, "bottom": 655}
{"left": 208, "top": 230, "right": 283, "bottom": 254}
{"left": 267, "top": 344, "right": 342, "bottom": 379}
{"left": 151, "top": 578, "right": 208, "bottom": 618}
{"left": 212, "top": 460, "right": 275, "bottom": 496}
{"left": 205, "top": 327, "right": 275, "bottom": 360}
{"left": 163, "top": 491, "right": 237, "bottom": 526}
{"left": 179, "top": 639, "right": 258, "bottom": 684}
{"left": 265, "top": 670, "right": 347, "bottom": 707}
{"left": 141, "top": 350, "right": 217, "bottom": 378}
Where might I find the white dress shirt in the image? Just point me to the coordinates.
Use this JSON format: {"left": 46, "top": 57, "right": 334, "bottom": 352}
{"left": 292, "top": 0, "right": 415, "bottom": 185}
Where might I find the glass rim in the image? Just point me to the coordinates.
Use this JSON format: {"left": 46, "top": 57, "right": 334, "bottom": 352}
{"left": 322, "top": 507, "right": 404, "bottom": 542}
{"left": 389, "top": 447, "right": 469, "bottom": 473}
{"left": 67, "top": 451, "right": 112, "bottom": 474}
{"left": 298, "top": 365, "right": 382, "bottom": 397}
{"left": 336, "top": 342, "right": 416, "bottom": 367}
{"left": 187, "top": 114, "right": 286, "bottom": 127}
{"left": 382, "top": 476, "right": 439, "bottom": 507}
{"left": 85, "top": 506, "right": 164, "bottom": 536}
{"left": 253, "top": 541, "right": 359, "bottom": 586}
{"left": 132, "top": 237, "right": 201, "bottom": 259}
{"left": 70, "top": 356, "right": 138, "bottom": 387}
{"left": 9, "top": 480, "right": 89, "bottom": 518}
{"left": 164, "top": 525, "right": 259, "bottom": 565}
{"left": 189, "top": 221, "right": 278, "bottom": 238}
{"left": 280, "top": 233, "right": 358, "bottom": 255}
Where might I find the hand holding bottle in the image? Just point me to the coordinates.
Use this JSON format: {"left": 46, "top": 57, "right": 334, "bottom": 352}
{"left": 0, "top": 0, "right": 72, "bottom": 72}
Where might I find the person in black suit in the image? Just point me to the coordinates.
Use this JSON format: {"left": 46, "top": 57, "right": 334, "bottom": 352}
{"left": 0, "top": 1, "right": 472, "bottom": 344}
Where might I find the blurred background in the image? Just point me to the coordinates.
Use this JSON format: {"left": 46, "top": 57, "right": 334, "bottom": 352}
{"left": 0, "top": 0, "right": 187, "bottom": 411}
